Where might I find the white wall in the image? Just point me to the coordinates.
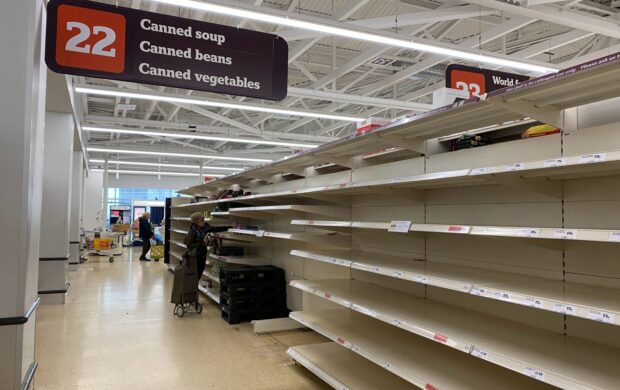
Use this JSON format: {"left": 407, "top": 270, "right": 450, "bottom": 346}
{"left": 106, "top": 173, "right": 201, "bottom": 190}
{"left": 83, "top": 171, "right": 103, "bottom": 230}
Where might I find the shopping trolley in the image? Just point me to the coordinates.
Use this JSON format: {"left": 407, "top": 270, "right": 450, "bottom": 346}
{"left": 171, "top": 249, "right": 203, "bottom": 317}
{"left": 81, "top": 229, "right": 125, "bottom": 263}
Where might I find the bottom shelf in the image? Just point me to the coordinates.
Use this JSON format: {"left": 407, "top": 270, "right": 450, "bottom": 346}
{"left": 198, "top": 284, "right": 220, "bottom": 304}
{"left": 290, "top": 310, "right": 554, "bottom": 390}
{"left": 288, "top": 342, "right": 414, "bottom": 390}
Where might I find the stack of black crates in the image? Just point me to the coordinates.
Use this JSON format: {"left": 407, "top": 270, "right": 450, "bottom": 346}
{"left": 219, "top": 265, "right": 288, "bottom": 324}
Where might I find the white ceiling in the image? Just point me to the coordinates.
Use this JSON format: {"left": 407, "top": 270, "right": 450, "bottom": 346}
{"left": 73, "top": 0, "right": 620, "bottom": 175}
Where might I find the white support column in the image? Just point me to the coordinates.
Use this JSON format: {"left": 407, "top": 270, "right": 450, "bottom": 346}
{"left": 199, "top": 161, "right": 204, "bottom": 183}
{"left": 39, "top": 113, "right": 74, "bottom": 305}
{"left": 0, "top": 0, "right": 47, "bottom": 388}
{"left": 69, "top": 151, "right": 84, "bottom": 268}
{"left": 102, "top": 159, "right": 109, "bottom": 230}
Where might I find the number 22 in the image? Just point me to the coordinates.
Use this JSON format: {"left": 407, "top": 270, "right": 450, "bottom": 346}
{"left": 65, "top": 22, "right": 117, "bottom": 57}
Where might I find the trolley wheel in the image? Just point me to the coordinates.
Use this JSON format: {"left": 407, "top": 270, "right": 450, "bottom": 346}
{"left": 195, "top": 303, "right": 203, "bottom": 314}
{"left": 174, "top": 305, "right": 185, "bottom": 317}
{"left": 109, "top": 257, "right": 114, "bottom": 263}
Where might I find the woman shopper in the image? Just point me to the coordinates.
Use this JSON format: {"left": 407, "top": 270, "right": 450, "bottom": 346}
{"left": 138, "top": 212, "right": 153, "bottom": 261}
{"left": 184, "top": 212, "right": 230, "bottom": 284}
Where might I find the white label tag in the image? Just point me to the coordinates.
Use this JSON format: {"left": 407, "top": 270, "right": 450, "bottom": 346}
{"left": 587, "top": 309, "right": 616, "bottom": 324}
{"left": 392, "top": 318, "right": 403, "bottom": 327}
{"left": 553, "top": 303, "right": 577, "bottom": 315}
{"left": 461, "top": 284, "right": 473, "bottom": 293}
{"left": 471, "top": 287, "right": 487, "bottom": 296}
{"left": 388, "top": 220, "right": 412, "bottom": 233}
{"left": 372, "top": 266, "right": 381, "bottom": 273}
{"left": 554, "top": 229, "right": 577, "bottom": 240}
{"left": 505, "top": 162, "right": 525, "bottom": 172}
{"left": 494, "top": 291, "right": 512, "bottom": 302}
{"left": 392, "top": 271, "right": 404, "bottom": 278}
{"left": 415, "top": 275, "right": 428, "bottom": 284}
{"left": 351, "top": 344, "right": 360, "bottom": 353}
{"left": 579, "top": 152, "right": 606, "bottom": 164}
{"left": 524, "top": 367, "right": 546, "bottom": 382}
{"left": 470, "top": 167, "right": 487, "bottom": 176}
{"left": 392, "top": 177, "right": 401, "bottom": 184}
{"left": 472, "top": 347, "right": 489, "bottom": 360}
{"left": 256, "top": 230, "right": 266, "bottom": 237}
{"left": 520, "top": 228, "right": 540, "bottom": 238}
{"left": 544, "top": 158, "right": 567, "bottom": 168}
{"left": 352, "top": 304, "right": 377, "bottom": 318}
{"left": 381, "top": 362, "right": 392, "bottom": 370}
{"left": 609, "top": 232, "right": 620, "bottom": 242}
{"left": 525, "top": 297, "right": 545, "bottom": 308}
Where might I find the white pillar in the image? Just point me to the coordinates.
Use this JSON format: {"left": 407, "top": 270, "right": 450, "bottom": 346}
{"left": 38, "top": 113, "right": 74, "bottom": 305}
{"left": 0, "top": 0, "right": 47, "bottom": 388}
{"left": 69, "top": 152, "right": 84, "bottom": 267}
{"left": 102, "top": 159, "right": 109, "bottom": 230}
{"left": 83, "top": 171, "right": 104, "bottom": 231}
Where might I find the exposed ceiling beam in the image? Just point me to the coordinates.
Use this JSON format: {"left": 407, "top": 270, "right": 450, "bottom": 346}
{"left": 287, "top": 87, "right": 432, "bottom": 111}
{"left": 83, "top": 115, "right": 338, "bottom": 143}
{"left": 467, "top": 0, "right": 620, "bottom": 39}
{"left": 277, "top": 5, "right": 498, "bottom": 41}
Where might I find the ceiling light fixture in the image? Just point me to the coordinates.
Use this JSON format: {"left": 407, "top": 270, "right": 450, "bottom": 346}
{"left": 152, "top": 0, "right": 557, "bottom": 74}
{"left": 87, "top": 147, "right": 272, "bottom": 163}
{"left": 89, "top": 159, "right": 244, "bottom": 171}
{"left": 91, "top": 168, "right": 225, "bottom": 178}
{"left": 82, "top": 126, "right": 318, "bottom": 149}
{"left": 74, "top": 87, "right": 364, "bottom": 122}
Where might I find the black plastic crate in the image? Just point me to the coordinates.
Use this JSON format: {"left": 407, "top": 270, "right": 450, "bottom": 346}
{"left": 219, "top": 265, "right": 285, "bottom": 285}
{"left": 220, "top": 281, "right": 285, "bottom": 298}
{"left": 214, "top": 246, "right": 244, "bottom": 256}
{"left": 220, "top": 293, "right": 286, "bottom": 311}
{"left": 221, "top": 306, "right": 289, "bottom": 325}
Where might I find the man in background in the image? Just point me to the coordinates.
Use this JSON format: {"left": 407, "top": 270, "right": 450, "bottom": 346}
{"left": 138, "top": 212, "right": 153, "bottom": 261}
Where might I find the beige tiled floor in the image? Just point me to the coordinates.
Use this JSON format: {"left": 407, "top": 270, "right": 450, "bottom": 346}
{"left": 36, "top": 248, "right": 330, "bottom": 390}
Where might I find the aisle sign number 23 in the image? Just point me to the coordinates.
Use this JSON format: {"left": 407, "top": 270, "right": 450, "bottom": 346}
{"left": 450, "top": 69, "right": 485, "bottom": 97}
{"left": 55, "top": 4, "right": 126, "bottom": 73}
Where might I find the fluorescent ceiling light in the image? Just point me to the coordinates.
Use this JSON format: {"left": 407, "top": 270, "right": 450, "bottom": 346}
{"left": 75, "top": 87, "right": 363, "bottom": 122}
{"left": 87, "top": 147, "right": 272, "bottom": 163}
{"left": 89, "top": 159, "right": 243, "bottom": 171}
{"left": 91, "top": 168, "right": 224, "bottom": 178}
{"left": 82, "top": 126, "right": 318, "bottom": 149}
{"left": 153, "top": 0, "right": 557, "bottom": 74}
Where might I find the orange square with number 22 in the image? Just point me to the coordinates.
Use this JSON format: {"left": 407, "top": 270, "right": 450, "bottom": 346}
{"left": 55, "top": 4, "right": 126, "bottom": 73}
{"left": 450, "top": 69, "right": 486, "bottom": 97}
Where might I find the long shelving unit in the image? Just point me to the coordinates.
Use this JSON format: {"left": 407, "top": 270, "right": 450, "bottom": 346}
{"left": 290, "top": 249, "right": 620, "bottom": 324}
{"left": 290, "top": 278, "right": 620, "bottom": 389}
{"left": 287, "top": 343, "right": 414, "bottom": 390}
{"left": 169, "top": 54, "right": 620, "bottom": 389}
{"left": 291, "top": 310, "right": 553, "bottom": 390}
{"left": 292, "top": 219, "right": 620, "bottom": 243}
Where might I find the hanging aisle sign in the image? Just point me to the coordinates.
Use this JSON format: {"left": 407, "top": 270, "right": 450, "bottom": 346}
{"left": 446, "top": 64, "right": 530, "bottom": 97}
{"left": 45, "top": 0, "right": 288, "bottom": 100}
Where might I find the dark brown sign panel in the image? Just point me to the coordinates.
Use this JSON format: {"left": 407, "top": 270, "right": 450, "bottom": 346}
{"left": 45, "top": 0, "right": 288, "bottom": 100}
{"left": 446, "top": 64, "right": 530, "bottom": 97}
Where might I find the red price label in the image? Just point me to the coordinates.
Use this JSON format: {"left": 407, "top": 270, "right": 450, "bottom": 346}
{"left": 55, "top": 4, "right": 126, "bottom": 73}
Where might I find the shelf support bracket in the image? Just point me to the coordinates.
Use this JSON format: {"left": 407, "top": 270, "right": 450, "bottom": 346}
{"left": 315, "top": 154, "right": 354, "bottom": 169}
{"left": 377, "top": 134, "right": 426, "bottom": 154}
{"left": 487, "top": 175, "right": 563, "bottom": 198}
{"left": 491, "top": 97, "right": 564, "bottom": 129}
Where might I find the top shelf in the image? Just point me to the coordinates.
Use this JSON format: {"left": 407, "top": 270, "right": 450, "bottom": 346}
{"left": 174, "top": 148, "right": 620, "bottom": 211}
{"left": 178, "top": 53, "right": 620, "bottom": 195}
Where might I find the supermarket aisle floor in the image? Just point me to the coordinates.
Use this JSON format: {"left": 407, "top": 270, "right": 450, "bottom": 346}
{"left": 36, "top": 248, "right": 329, "bottom": 390}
